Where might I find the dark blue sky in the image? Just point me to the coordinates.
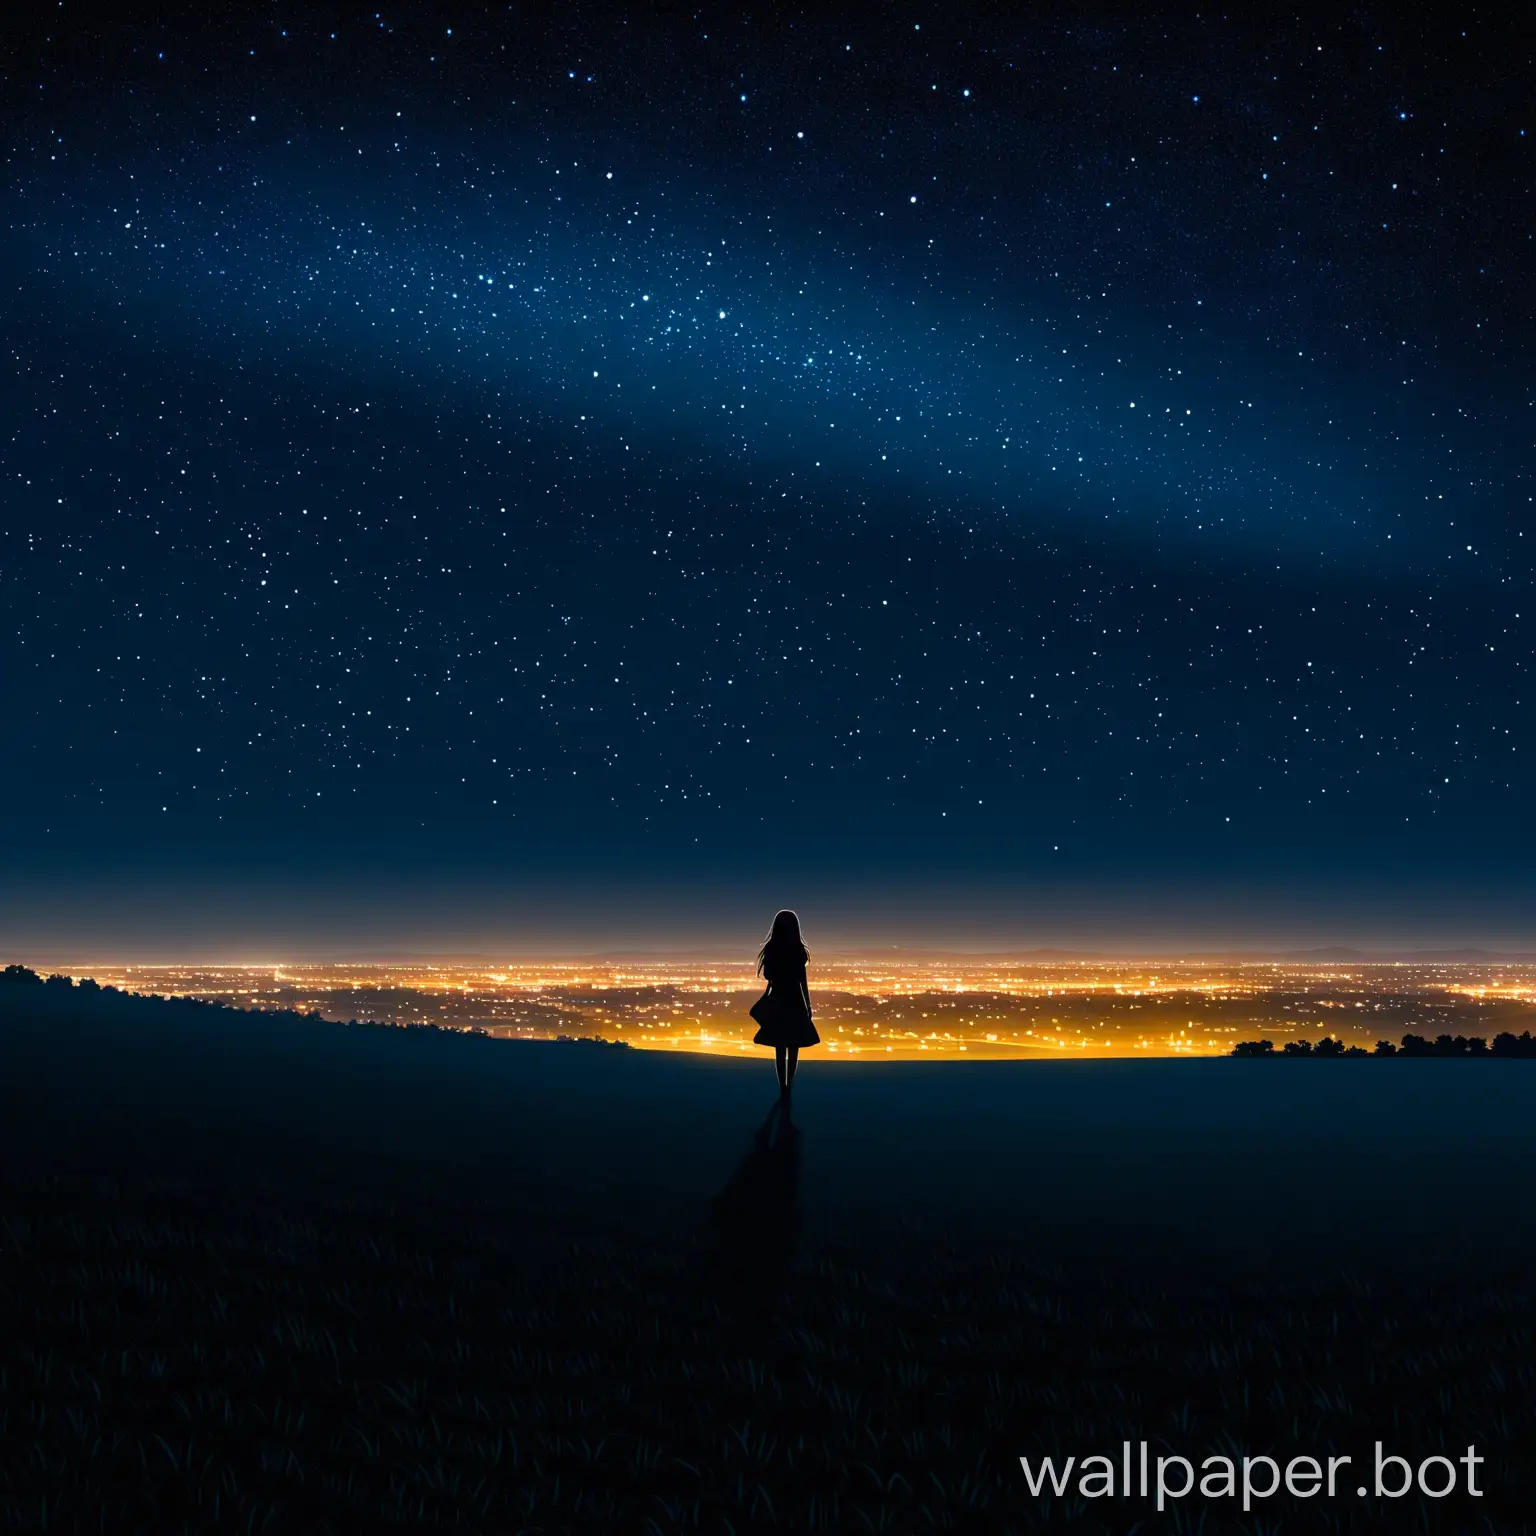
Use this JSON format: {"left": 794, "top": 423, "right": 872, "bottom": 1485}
{"left": 2, "top": 5, "right": 1532, "bottom": 953}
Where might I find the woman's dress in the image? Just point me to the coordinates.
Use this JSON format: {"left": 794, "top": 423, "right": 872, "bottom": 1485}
{"left": 751, "top": 957, "right": 821, "bottom": 1048}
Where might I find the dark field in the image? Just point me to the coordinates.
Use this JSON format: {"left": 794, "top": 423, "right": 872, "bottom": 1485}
{"left": 4, "top": 981, "right": 1535, "bottom": 1533}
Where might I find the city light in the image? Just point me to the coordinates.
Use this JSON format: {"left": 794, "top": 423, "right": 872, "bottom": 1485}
{"left": 49, "top": 957, "right": 1536, "bottom": 1061}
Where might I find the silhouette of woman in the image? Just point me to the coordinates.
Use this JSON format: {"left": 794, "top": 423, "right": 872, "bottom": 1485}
{"left": 750, "top": 909, "right": 820, "bottom": 1096}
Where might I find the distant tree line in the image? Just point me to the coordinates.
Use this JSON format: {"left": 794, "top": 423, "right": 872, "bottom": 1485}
{"left": 3, "top": 963, "right": 81, "bottom": 989}
{"left": 1234, "top": 1031, "right": 1536, "bottom": 1059}
{"left": 0, "top": 963, "right": 627, "bottom": 1046}
{"left": 0, "top": 963, "right": 445, "bottom": 1034}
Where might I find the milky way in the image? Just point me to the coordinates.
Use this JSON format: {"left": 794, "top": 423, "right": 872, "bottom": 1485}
{"left": 32, "top": 136, "right": 1436, "bottom": 567}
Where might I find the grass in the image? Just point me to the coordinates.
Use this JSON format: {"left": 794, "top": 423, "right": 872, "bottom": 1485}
{"left": 3, "top": 1166, "right": 1534, "bottom": 1533}
{"left": 3, "top": 981, "right": 1533, "bottom": 1532}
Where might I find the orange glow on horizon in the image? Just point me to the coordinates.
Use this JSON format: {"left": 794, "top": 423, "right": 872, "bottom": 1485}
{"left": 33, "top": 954, "right": 1534, "bottom": 1062}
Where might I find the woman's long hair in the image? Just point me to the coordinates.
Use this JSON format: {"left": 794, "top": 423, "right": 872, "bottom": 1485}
{"left": 757, "top": 909, "right": 809, "bottom": 977}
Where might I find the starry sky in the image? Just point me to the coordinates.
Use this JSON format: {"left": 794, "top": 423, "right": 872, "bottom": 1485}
{"left": 2, "top": 5, "right": 1532, "bottom": 954}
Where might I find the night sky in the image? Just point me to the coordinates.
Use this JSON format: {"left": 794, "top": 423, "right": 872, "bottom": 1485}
{"left": 2, "top": 6, "right": 1532, "bottom": 953}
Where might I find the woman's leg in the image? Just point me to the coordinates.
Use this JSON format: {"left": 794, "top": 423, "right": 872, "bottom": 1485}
{"left": 775, "top": 1045, "right": 788, "bottom": 1088}
{"left": 785, "top": 1046, "right": 799, "bottom": 1086}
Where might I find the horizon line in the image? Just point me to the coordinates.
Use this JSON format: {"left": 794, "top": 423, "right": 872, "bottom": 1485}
{"left": 9, "top": 944, "right": 1536, "bottom": 968}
